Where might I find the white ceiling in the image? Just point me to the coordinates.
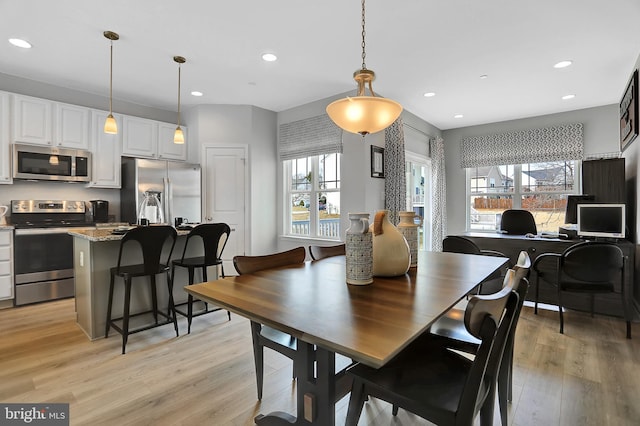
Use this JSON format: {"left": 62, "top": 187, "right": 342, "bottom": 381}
{"left": 1, "top": 0, "right": 639, "bottom": 130}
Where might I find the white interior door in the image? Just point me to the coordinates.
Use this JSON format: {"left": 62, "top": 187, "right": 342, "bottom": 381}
{"left": 202, "top": 145, "right": 247, "bottom": 275}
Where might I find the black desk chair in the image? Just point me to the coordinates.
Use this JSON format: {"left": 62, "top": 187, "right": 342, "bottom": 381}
{"left": 345, "top": 280, "right": 521, "bottom": 426}
{"left": 105, "top": 226, "right": 178, "bottom": 354}
{"left": 443, "top": 235, "right": 509, "bottom": 294}
{"left": 171, "top": 223, "right": 232, "bottom": 334}
{"left": 233, "top": 247, "right": 307, "bottom": 400}
{"left": 425, "top": 253, "right": 531, "bottom": 426}
{"left": 500, "top": 209, "right": 537, "bottom": 235}
{"left": 309, "top": 243, "right": 345, "bottom": 260}
{"left": 533, "top": 241, "right": 630, "bottom": 339}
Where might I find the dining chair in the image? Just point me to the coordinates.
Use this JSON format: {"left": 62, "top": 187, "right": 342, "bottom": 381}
{"left": 170, "top": 223, "right": 232, "bottom": 334}
{"left": 500, "top": 209, "right": 537, "bottom": 235}
{"left": 425, "top": 252, "right": 531, "bottom": 426}
{"left": 442, "top": 235, "right": 509, "bottom": 294}
{"left": 532, "top": 241, "right": 630, "bottom": 338}
{"left": 232, "top": 246, "right": 307, "bottom": 400}
{"left": 308, "top": 243, "right": 345, "bottom": 260}
{"left": 345, "top": 278, "right": 521, "bottom": 426}
{"left": 105, "top": 225, "right": 178, "bottom": 354}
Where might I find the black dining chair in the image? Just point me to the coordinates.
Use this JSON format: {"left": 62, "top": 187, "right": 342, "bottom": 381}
{"left": 532, "top": 241, "right": 630, "bottom": 338}
{"left": 424, "top": 252, "right": 531, "bottom": 426}
{"left": 232, "top": 246, "right": 307, "bottom": 400}
{"left": 309, "top": 243, "right": 345, "bottom": 260}
{"left": 105, "top": 225, "right": 178, "bottom": 354}
{"left": 345, "top": 279, "right": 522, "bottom": 426}
{"left": 500, "top": 209, "right": 537, "bottom": 235}
{"left": 170, "top": 223, "right": 232, "bottom": 334}
{"left": 443, "top": 235, "right": 509, "bottom": 294}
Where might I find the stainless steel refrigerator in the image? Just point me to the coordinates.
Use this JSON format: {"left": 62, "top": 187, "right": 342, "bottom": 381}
{"left": 121, "top": 157, "right": 201, "bottom": 225}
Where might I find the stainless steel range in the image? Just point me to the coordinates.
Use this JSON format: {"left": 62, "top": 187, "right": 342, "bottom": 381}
{"left": 11, "top": 200, "right": 94, "bottom": 306}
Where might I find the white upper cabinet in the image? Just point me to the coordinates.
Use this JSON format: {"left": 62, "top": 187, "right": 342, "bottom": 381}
{"left": 122, "top": 116, "right": 158, "bottom": 158}
{"left": 12, "top": 94, "right": 89, "bottom": 149}
{"left": 0, "top": 92, "right": 11, "bottom": 184}
{"left": 55, "top": 102, "right": 90, "bottom": 150}
{"left": 158, "top": 121, "right": 187, "bottom": 161}
{"left": 89, "top": 110, "right": 122, "bottom": 188}
{"left": 12, "top": 94, "right": 52, "bottom": 146}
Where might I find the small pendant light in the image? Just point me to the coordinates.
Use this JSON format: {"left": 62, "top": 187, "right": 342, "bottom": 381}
{"left": 173, "top": 56, "right": 186, "bottom": 144}
{"left": 103, "top": 31, "right": 119, "bottom": 134}
{"left": 326, "top": 0, "right": 402, "bottom": 136}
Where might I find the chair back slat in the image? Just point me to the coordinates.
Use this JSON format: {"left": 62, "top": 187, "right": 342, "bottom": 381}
{"left": 233, "top": 247, "right": 306, "bottom": 275}
{"left": 562, "top": 242, "right": 624, "bottom": 283}
{"left": 309, "top": 243, "right": 345, "bottom": 260}
{"left": 180, "top": 223, "right": 231, "bottom": 264}
{"left": 117, "top": 226, "right": 177, "bottom": 274}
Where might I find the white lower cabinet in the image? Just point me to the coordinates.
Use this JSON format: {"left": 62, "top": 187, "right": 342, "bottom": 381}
{"left": 0, "top": 230, "right": 13, "bottom": 300}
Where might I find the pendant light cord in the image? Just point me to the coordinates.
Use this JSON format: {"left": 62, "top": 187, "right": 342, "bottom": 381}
{"left": 177, "top": 63, "right": 181, "bottom": 127}
{"left": 109, "top": 40, "right": 113, "bottom": 114}
{"left": 361, "top": 0, "right": 367, "bottom": 70}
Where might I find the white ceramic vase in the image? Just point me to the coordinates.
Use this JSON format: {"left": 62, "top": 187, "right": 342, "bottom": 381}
{"left": 345, "top": 213, "right": 373, "bottom": 285}
{"left": 371, "top": 210, "right": 411, "bottom": 277}
{"left": 397, "top": 211, "right": 420, "bottom": 268}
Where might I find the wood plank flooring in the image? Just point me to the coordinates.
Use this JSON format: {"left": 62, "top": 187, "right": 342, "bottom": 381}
{"left": 0, "top": 298, "right": 638, "bottom": 425}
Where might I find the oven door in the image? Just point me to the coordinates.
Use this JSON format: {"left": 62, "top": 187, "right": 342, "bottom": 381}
{"left": 14, "top": 228, "right": 75, "bottom": 305}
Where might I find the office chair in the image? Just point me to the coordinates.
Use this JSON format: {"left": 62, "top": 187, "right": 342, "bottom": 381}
{"left": 500, "top": 209, "right": 537, "bottom": 235}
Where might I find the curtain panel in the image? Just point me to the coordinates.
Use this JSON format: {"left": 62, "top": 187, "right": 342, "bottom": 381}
{"left": 278, "top": 115, "right": 343, "bottom": 161}
{"left": 460, "top": 123, "right": 583, "bottom": 168}
{"left": 384, "top": 118, "right": 407, "bottom": 226}
{"left": 430, "top": 136, "right": 447, "bottom": 251}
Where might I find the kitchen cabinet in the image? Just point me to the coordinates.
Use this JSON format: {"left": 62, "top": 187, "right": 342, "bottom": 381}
{"left": 158, "top": 121, "right": 187, "bottom": 161}
{"left": 0, "top": 229, "right": 13, "bottom": 300}
{"left": 122, "top": 116, "right": 187, "bottom": 161}
{"left": 0, "top": 92, "right": 10, "bottom": 184}
{"left": 89, "top": 110, "right": 122, "bottom": 188}
{"left": 12, "top": 94, "right": 90, "bottom": 149}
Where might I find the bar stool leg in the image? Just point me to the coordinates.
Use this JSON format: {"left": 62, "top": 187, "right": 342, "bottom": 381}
{"left": 150, "top": 275, "right": 158, "bottom": 324}
{"left": 166, "top": 270, "right": 179, "bottom": 337}
{"left": 106, "top": 273, "right": 115, "bottom": 338}
{"left": 187, "top": 266, "right": 195, "bottom": 334}
{"left": 122, "top": 278, "right": 132, "bottom": 354}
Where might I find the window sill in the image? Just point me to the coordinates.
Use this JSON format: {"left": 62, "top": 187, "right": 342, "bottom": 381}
{"left": 280, "top": 235, "right": 342, "bottom": 244}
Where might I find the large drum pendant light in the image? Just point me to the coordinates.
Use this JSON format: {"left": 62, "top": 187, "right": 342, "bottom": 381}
{"left": 326, "top": 0, "right": 402, "bottom": 136}
{"left": 103, "top": 31, "right": 119, "bottom": 134}
{"left": 173, "top": 56, "right": 186, "bottom": 144}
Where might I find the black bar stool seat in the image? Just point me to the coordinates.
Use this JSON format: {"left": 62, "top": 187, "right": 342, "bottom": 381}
{"left": 171, "top": 223, "right": 232, "bottom": 333}
{"left": 105, "top": 225, "right": 178, "bottom": 354}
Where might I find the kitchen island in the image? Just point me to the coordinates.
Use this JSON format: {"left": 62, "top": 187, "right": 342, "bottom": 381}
{"left": 70, "top": 227, "right": 213, "bottom": 340}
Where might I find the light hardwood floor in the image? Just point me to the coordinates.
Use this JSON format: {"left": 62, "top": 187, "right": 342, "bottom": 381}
{"left": 0, "top": 298, "right": 638, "bottom": 425}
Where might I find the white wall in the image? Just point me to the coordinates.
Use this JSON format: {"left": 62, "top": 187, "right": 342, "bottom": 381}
{"left": 442, "top": 104, "right": 621, "bottom": 235}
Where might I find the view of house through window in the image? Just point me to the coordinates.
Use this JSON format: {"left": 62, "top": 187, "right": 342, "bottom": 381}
{"left": 286, "top": 153, "right": 341, "bottom": 239}
{"left": 468, "top": 160, "right": 579, "bottom": 233}
{"left": 406, "top": 155, "right": 432, "bottom": 250}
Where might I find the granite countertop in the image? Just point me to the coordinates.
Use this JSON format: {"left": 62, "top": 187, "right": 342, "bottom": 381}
{"left": 69, "top": 227, "right": 190, "bottom": 242}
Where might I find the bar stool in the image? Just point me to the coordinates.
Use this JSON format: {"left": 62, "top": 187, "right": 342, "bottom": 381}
{"left": 170, "top": 223, "right": 232, "bottom": 333}
{"left": 105, "top": 225, "right": 178, "bottom": 354}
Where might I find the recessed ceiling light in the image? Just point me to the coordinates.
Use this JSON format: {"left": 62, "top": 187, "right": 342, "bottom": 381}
{"left": 479, "top": 74, "right": 488, "bottom": 79}
{"left": 190, "top": 91, "right": 203, "bottom": 97}
{"left": 261, "top": 53, "right": 277, "bottom": 62}
{"left": 562, "top": 94, "right": 576, "bottom": 100}
{"left": 554, "top": 60, "right": 573, "bottom": 69}
{"left": 454, "top": 114, "right": 464, "bottom": 119}
{"left": 423, "top": 92, "right": 436, "bottom": 97}
{"left": 9, "top": 38, "right": 31, "bottom": 49}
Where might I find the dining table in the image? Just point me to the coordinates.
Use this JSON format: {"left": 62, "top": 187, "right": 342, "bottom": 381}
{"left": 185, "top": 250, "right": 508, "bottom": 425}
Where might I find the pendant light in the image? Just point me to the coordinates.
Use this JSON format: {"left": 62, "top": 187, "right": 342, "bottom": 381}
{"left": 326, "top": 0, "right": 402, "bottom": 136}
{"left": 103, "top": 31, "right": 119, "bottom": 134}
{"left": 173, "top": 56, "right": 186, "bottom": 144}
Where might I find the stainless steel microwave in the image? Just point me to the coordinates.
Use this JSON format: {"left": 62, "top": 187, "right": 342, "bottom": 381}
{"left": 13, "top": 143, "right": 91, "bottom": 182}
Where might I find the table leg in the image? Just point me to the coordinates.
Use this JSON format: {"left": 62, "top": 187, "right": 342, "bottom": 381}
{"left": 255, "top": 342, "right": 337, "bottom": 425}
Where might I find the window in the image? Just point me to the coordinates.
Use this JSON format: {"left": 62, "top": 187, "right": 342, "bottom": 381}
{"left": 405, "top": 153, "right": 432, "bottom": 250}
{"left": 467, "top": 160, "right": 580, "bottom": 232}
{"left": 285, "top": 153, "right": 341, "bottom": 239}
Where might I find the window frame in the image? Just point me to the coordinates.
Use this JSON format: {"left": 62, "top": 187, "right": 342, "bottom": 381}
{"left": 465, "top": 161, "right": 582, "bottom": 232}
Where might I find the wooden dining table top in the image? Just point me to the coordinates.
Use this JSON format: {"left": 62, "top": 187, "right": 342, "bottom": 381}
{"left": 186, "top": 250, "right": 508, "bottom": 368}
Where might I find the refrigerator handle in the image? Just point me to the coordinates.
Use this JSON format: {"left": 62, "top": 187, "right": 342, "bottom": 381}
{"left": 164, "top": 177, "right": 171, "bottom": 224}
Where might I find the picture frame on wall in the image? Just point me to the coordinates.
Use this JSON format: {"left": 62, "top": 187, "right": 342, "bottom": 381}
{"left": 371, "top": 145, "right": 385, "bottom": 178}
{"left": 620, "top": 69, "right": 638, "bottom": 152}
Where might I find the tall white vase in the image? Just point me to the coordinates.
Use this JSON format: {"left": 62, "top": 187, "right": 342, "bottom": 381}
{"left": 345, "top": 213, "right": 373, "bottom": 285}
{"left": 398, "top": 211, "right": 420, "bottom": 268}
{"left": 371, "top": 210, "right": 411, "bottom": 277}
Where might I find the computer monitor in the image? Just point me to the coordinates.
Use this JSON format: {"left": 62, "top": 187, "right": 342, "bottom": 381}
{"left": 564, "top": 194, "right": 595, "bottom": 224}
{"left": 577, "top": 203, "right": 626, "bottom": 239}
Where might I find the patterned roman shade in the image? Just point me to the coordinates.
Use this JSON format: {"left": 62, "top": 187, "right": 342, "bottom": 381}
{"left": 278, "top": 115, "right": 343, "bottom": 161}
{"left": 460, "top": 123, "right": 583, "bottom": 168}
